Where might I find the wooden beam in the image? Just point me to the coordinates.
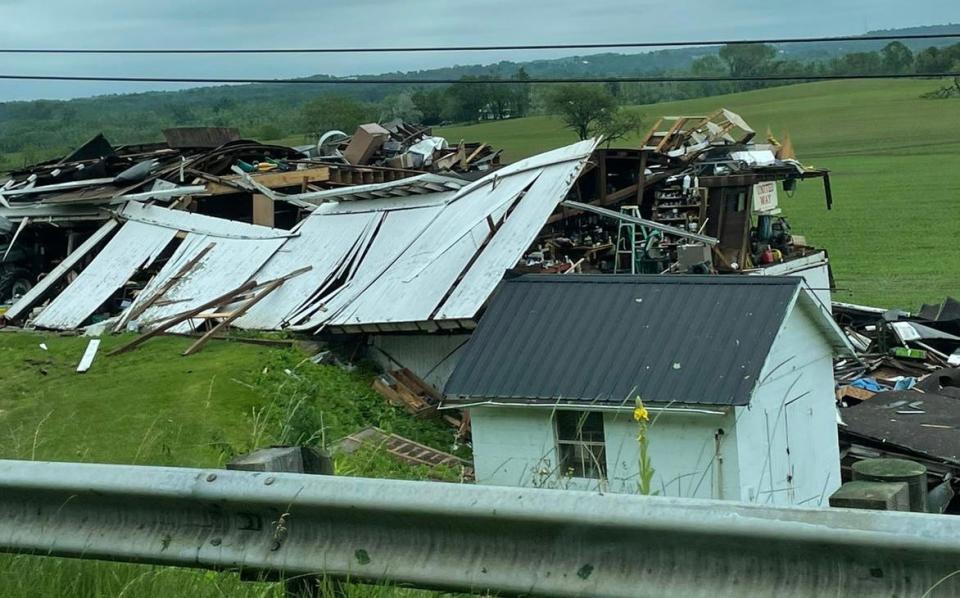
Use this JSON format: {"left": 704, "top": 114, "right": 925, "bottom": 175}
{"left": 203, "top": 167, "right": 331, "bottom": 195}
{"left": 251, "top": 194, "right": 275, "bottom": 227}
{"left": 113, "top": 242, "right": 216, "bottom": 332}
{"left": 108, "top": 279, "right": 259, "bottom": 356}
{"left": 181, "top": 278, "right": 285, "bottom": 356}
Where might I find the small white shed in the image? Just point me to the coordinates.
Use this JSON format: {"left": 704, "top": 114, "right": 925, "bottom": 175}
{"left": 443, "top": 274, "right": 856, "bottom": 506}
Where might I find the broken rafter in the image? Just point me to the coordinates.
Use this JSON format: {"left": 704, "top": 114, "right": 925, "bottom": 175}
{"left": 112, "top": 242, "right": 216, "bottom": 333}
{"left": 108, "top": 279, "right": 260, "bottom": 356}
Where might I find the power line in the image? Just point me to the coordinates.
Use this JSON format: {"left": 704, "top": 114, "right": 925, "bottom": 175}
{"left": 0, "top": 32, "right": 958, "bottom": 54}
{"left": 0, "top": 73, "right": 958, "bottom": 85}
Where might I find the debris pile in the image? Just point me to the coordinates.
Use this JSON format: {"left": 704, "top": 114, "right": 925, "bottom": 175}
{"left": 0, "top": 124, "right": 501, "bottom": 305}
{"left": 834, "top": 298, "right": 960, "bottom": 499}
{"left": 318, "top": 120, "right": 502, "bottom": 173}
{"left": 532, "top": 109, "right": 832, "bottom": 280}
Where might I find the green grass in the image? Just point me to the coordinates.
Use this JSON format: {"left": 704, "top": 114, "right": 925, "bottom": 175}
{"left": 0, "top": 332, "right": 465, "bottom": 597}
{"left": 439, "top": 79, "right": 960, "bottom": 309}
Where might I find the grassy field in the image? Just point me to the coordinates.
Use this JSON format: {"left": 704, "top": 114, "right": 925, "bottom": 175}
{"left": 440, "top": 79, "right": 960, "bottom": 309}
{"left": 0, "top": 332, "right": 464, "bottom": 597}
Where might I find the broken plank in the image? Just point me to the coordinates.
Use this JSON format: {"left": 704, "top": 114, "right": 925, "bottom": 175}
{"left": 76, "top": 338, "right": 101, "bottom": 373}
{"left": 182, "top": 276, "right": 288, "bottom": 356}
{"left": 203, "top": 167, "right": 331, "bottom": 195}
{"left": 108, "top": 279, "right": 259, "bottom": 356}
{"left": 113, "top": 242, "right": 215, "bottom": 332}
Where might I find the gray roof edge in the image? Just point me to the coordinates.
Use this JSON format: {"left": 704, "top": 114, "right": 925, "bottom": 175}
{"left": 508, "top": 273, "right": 805, "bottom": 286}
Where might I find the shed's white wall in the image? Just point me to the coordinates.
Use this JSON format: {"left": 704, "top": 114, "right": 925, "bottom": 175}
{"left": 368, "top": 333, "right": 471, "bottom": 390}
{"left": 603, "top": 411, "right": 739, "bottom": 498}
{"left": 470, "top": 407, "right": 562, "bottom": 489}
{"left": 734, "top": 300, "right": 841, "bottom": 506}
{"left": 470, "top": 407, "right": 739, "bottom": 499}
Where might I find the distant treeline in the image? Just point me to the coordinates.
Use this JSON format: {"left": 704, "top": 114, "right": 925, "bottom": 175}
{"left": 1, "top": 38, "right": 959, "bottom": 171}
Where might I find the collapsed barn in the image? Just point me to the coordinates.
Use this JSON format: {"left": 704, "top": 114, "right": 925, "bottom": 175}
{"left": 0, "top": 123, "right": 499, "bottom": 302}
{"left": 0, "top": 109, "right": 833, "bottom": 330}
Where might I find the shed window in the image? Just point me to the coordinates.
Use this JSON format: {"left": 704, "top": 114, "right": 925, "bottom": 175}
{"left": 555, "top": 411, "right": 607, "bottom": 479}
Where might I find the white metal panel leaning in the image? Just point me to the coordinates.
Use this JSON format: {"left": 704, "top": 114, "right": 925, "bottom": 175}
{"left": 32, "top": 221, "right": 178, "bottom": 330}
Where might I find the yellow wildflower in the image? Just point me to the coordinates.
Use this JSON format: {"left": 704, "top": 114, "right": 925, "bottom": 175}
{"left": 633, "top": 406, "right": 649, "bottom": 422}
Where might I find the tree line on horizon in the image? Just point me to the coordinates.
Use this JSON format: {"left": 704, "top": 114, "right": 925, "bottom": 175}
{"left": 2, "top": 40, "right": 959, "bottom": 171}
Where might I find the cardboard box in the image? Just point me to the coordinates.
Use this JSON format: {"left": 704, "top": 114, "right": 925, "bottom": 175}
{"left": 343, "top": 123, "right": 390, "bottom": 165}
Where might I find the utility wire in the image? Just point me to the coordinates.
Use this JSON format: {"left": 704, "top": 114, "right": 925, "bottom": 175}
{"left": 0, "top": 32, "right": 958, "bottom": 54}
{"left": 1, "top": 73, "right": 958, "bottom": 85}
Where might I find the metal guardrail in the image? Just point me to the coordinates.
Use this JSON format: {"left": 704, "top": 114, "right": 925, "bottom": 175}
{"left": 1, "top": 459, "right": 960, "bottom": 597}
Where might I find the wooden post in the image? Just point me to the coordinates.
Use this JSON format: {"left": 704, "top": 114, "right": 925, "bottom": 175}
{"left": 227, "top": 446, "right": 342, "bottom": 598}
{"left": 252, "top": 194, "right": 275, "bottom": 227}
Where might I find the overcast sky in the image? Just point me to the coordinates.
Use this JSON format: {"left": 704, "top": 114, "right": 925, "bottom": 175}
{"left": 0, "top": 0, "right": 957, "bottom": 102}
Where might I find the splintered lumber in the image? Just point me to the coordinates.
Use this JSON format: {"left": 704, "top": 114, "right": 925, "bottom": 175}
{"left": 181, "top": 268, "right": 310, "bottom": 356}
{"left": 372, "top": 368, "right": 440, "bottom": 417}
{"left": 76, "top": 339, "right": 101, "bottom": 373}
{"left": 113, "top": 242, "right": 215, "bottom": 332}
{"left": 108, "top": 279, "right": 259, "bottom": 356}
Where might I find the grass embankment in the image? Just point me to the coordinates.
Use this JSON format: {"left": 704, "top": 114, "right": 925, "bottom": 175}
{"left": 440, "top": 79, "right": 960, "bottom": 309}
{"left": 0, "top": 332, "right": 464, "bottom": 597}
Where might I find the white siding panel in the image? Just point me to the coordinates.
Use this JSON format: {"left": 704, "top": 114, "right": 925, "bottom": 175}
{"left": 133, "top": 233, "right": 285, "bottom": 332}
{"left": 369, "top": 333, "right": 470, "bottom": 390}
{"left": 736, "top": 301, "right": 841, "bottom": 506}
{"left": 603, "top": 411, "right": 738, "bottom": 498}
{"left": 234, "top": 211, "right": 378, "bottom": 329}
{"left": 33, "top": 221, "right": 177, "bottom": 330}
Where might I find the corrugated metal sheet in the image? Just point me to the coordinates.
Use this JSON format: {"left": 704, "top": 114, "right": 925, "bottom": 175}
{"left": 436, "top": 143, "right": 595, "bottom": 320}
{"left": 129, "top": 232, "right": 285, "bottom": 333}
{"left": 33, "top": 221, "right": 178, "bottom": 329}
{"left": 291, "top": 203, "right": 447, "bottom": 328}
{"left": 235, "top": 211, "right": 380, "bottom": 330}
{"left": 298, "top": 139, "right": 598, "bottom": 330}
{"left": 4, "top": 219, "right": 119, "bottom": 321}
{"left": 443, "top": 275, "right": 804, "bottom": 407}
{"left": 318, "top": 171, "right": 541, "bottom": 328}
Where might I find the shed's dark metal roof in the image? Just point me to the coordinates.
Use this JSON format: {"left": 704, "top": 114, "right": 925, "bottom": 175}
{"left": 443, "top": 274, "right": 802, "bottom": 407}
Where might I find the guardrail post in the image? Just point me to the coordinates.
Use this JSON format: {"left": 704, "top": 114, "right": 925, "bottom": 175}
{"left": 228, "top": 446, "right": 342, "bottom": 598}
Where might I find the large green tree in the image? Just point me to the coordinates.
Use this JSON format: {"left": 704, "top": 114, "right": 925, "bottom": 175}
{"left": 718, "top": 43, "right": 777, "bottom": 78}
{"left": 881, "top": 42, "right": 914, "bottom": 74}
{"left": 544, "top": 84, "right": 619, "bottom": 140}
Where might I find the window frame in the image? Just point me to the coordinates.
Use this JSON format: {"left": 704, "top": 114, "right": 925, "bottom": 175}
{"left": 554, "top": 411, "right": 607, "bottom": 480}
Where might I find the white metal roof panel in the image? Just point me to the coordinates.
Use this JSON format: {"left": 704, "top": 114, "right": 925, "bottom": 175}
{"left": 437, "top": 140, "right": 598, "bottom": 319}
{"left": 315, "top": 170, "right": 542, "bottom": 327}
{"left": 130, "top": 233, "right": 285, "bottom": 333}
{"left": 119, "top": 202, "right": 294, "bottom": 240}
{"left": 292, "top": 203, "right": 448, "bottom": 328}
{"left": 234, "top": 211, "right": 380, "bottom": 330}
{"left": 33, "top": 221, "right": 178, "bottom": 329}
